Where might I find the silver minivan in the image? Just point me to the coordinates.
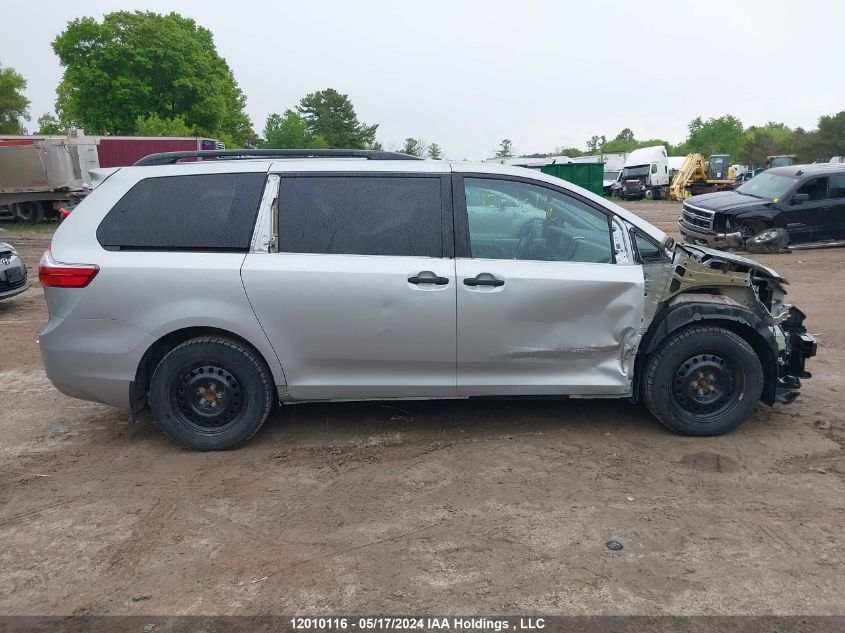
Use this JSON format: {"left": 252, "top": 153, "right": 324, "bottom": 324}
{"left": 38, "top": 149, "right": 816, "bottom": 450}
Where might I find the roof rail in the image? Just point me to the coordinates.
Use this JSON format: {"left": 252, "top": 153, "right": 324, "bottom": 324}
{"left": 134, "top": 148, "right": 422, "bottom": 166}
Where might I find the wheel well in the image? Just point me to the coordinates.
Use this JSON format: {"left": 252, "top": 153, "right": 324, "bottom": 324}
{"left": 739, "top": 218, "right": 768, "bottom": 237}
{"left": 634, "top": 310, "right": 779, "bottom": 406}
{"left": 130, "top": 327, "right": 274, "bottom": 419}
{"left": 701, "top": 319, "right": 777, "bottom": 404}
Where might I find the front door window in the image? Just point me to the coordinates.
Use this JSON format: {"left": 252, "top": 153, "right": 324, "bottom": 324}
{"left": 463, "top": 178, "right": 614, "bottom": 264}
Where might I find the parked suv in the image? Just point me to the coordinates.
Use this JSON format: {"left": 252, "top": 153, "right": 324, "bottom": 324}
{"left": 679, "top": 163, "right": 845, "bottom": 251}
{"left": 38, "top": 149, "right": 816, "bottom": 450}
{"left": 1, "top": 242, "right": 28, "bottom": 301}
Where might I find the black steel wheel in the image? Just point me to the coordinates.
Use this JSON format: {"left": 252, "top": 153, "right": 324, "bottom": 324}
{"left": 671, "top": 353, "right": 739, "bottom": 419}
{"left": 643, "top": 326, "right": 763, "bottom": 436}
{"left": 171, "top": 363, "right": 244, "bottom": 432}
{"left": 149, "top": 337, "right": 273, "bottom": 450}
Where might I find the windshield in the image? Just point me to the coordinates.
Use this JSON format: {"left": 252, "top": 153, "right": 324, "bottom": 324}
{"left": 621, "top": 165, "right": 649, "bottom": 179}
{"left": 604, "top": 170, "right": 620, "bottom": 180}
{"left": 737, "top": 173, "right": 797, "bottom": 200}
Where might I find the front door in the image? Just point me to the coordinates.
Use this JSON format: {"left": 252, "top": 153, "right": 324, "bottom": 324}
{"left": 242, "top": 172, "right": 457, "bottom": 400}
{"left": 453, "top": 175, "right": 645, "bottom": 396}
{"left": 780, "top": 176, "right": 829, "bottom": 243}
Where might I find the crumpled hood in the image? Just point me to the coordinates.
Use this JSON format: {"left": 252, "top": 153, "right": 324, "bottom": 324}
{"left": 685, "top": 190, "right": 766, "bottom": 212}
{"left": 678, "top": 243, "right": 786, "bottom": 284}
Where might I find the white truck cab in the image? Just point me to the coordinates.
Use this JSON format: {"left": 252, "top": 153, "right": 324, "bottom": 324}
{"left": 620, "top": 146, "right": 669, "bottom": 200}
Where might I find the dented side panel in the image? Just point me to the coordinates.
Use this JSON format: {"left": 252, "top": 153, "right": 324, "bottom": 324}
{"left": 455, "top": 258, "right": 645, "bottom": 395}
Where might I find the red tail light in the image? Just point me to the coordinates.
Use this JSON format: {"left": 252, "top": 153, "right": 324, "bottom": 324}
{"left": 59, "top": 207, "right": 72, "bottom": 221}
{"left": 39, "top": 250, "right": 99, "bottom": 288}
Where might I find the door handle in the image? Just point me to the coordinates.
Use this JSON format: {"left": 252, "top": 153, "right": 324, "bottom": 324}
{"left": 408, "top": 274, "right": 449, "bottom": 285}
{"left": 464, "top": 276, "right": 505, "bottom": 287}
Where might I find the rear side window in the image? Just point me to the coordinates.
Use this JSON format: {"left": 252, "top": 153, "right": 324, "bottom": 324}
{"left": 828, "top": 173, "right": 845, "bottom": 199}
{"left": 97, "top": 173, "right": 266, "bottom": 251}
{"left": 278, "top": 176, "right": 442, "bottom": 257}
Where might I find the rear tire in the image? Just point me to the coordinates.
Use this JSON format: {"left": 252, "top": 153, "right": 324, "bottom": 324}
{"left": 149, "top": 337, "right": 273, "bottom": 450}
{"left": 16, "top": 201, "right": 45, "bottom": 224}
{"left": 643, "top": 326, "right": 763, "bottom": 436}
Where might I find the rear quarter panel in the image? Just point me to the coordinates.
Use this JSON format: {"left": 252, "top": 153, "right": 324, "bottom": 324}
{"left": 45, "top": 163, "right": 287, "bottom": 390}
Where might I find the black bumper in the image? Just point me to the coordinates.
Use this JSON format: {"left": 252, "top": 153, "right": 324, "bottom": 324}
{"left": 776, "top": 307, "right": 817, "bottom": 404}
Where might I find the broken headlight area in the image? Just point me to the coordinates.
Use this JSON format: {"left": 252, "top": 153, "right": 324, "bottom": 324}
{"left": 775, "top": 307, "right": 816, "bottom": 404}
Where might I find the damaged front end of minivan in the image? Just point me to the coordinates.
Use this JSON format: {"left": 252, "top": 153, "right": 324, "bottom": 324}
{"left": 634, "top": 240, "right": 816, "bottom": 407}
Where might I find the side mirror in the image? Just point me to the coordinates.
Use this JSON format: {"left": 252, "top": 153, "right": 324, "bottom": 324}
{"left": 791, "top": 193, "right": 810, "bottom": 205}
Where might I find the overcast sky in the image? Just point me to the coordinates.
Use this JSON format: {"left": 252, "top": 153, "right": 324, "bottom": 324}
{"left": 2, "top": 0, "right": 843, "bottom": 159}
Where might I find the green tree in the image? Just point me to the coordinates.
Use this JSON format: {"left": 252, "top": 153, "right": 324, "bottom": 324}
{"left": 794, "top": 111, "right": 845, "bottom": 162}
{"left": 586, "top": 135, "right": 606, "bottom": 153}
{"left": 134, "top": 113, "right": 195, "bottom": 136}
{"left": 296, "top": 88, "right": 377, "bottom": 149}
{"left": 615, "top": 128, "right": 634, "bottom": 143}
{"left": 400, "top": 137, "right": 425, "bottom": 157}
{"left": 0, "top": 64, "right": 30, "bottom": 134}
{"left": 36, "top": 113, "right": 65, "bottom": 135}
{"left": 494, "top": 139, "right": 513, "bottom": 158}
{"left": 601, "top": 137, "right": 671, "bottom": 154}
{"left": 600, "top": 129, "right": 637, "bottom": 152}
{"left": 51, "top": 11, "right": 253, "bottom": 145}
{"left": 427, "top": 142, "right": 443, "bottom": 160}
{"left": 740, "top": 123, "right": 794, "bottom": 166}
{"left": 685, "top": 115, "right": 745, "bottom": 159}
{"left": 263, "top": 110, "right": 306, "bottom": 148}
{"left": 552, "top": 146, "right": 585, "bottom": 158}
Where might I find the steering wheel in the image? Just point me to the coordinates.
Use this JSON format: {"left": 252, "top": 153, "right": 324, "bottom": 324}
{"left": 514, "top": 218, "right": 544, "bottom": 260}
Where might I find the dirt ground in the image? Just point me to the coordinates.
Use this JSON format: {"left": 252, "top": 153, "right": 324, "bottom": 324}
{"left": 1, "top": 202, "right": 843, "bottom": 616}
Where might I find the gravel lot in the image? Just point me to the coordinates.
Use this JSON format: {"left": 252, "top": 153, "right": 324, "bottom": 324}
{"left": 1, "top": 201, "right": 843, "bottom": 616}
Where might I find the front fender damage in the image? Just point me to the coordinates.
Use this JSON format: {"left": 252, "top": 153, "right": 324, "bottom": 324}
{"left": 630, "top": 243, "right": 815, "bottom": 406}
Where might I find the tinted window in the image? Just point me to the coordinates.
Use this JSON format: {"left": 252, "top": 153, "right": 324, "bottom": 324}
{"left": 796, "top": 177, "right": 828, "bottom": 201}
{"left": 828, "top": 173, "right": 845, "bottom": 199}
{"left": 463, "top": 178, "right": 613, "bottom": 264}
{"left": 97, "top": 173, "right": 266, "bottom": 251}
{"left": 278, "top": 176, "right": 442, "bottom": 257}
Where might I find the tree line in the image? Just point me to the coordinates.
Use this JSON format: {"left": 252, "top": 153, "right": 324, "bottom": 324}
{"left": 497, "top": 113, "right": 845, "bottom": 167}
{"left": 0, "top": 10, "right": 842, "bottom": 165}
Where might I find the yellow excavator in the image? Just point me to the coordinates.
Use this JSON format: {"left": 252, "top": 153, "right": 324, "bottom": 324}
{"left": 669, "top": 154, "right": 737, "bottom": 201}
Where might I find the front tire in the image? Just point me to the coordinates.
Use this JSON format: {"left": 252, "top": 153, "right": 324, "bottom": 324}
{"left": 149, "top": 337, "right": 273, "bottom": 450}
{"left": 745, "top": 227, "right": 789, "bottom": 254}
{"left": 643, "top": 326, "right": 763, "bottom": 436}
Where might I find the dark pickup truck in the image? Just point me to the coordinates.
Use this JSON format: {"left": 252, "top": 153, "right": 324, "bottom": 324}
{"left": 679, "top": 163, "right": 845, "bottom": 251}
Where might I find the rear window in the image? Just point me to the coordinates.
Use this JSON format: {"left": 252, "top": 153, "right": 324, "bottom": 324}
{"left": 97, "top": 173, "right": 266, "bottom": 251}
{"left": 277, "top": 176, "right": 442, "bottom": 257}
{"left": 829, "top": 173, "right": 845, "bottom": 199}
